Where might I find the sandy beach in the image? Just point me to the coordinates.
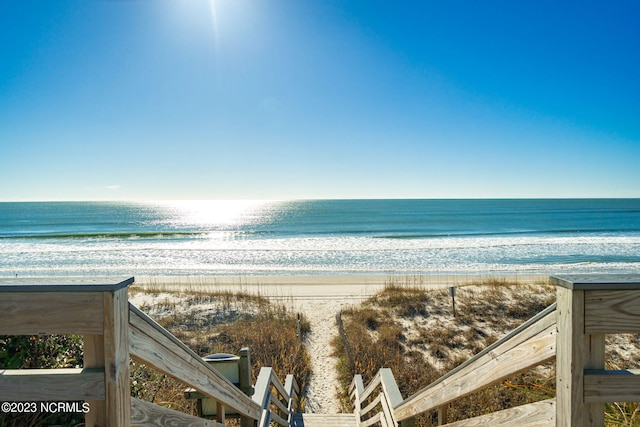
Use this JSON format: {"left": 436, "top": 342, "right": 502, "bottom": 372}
{"left": 131, "top": 273, "right": 546, "bottom": 299}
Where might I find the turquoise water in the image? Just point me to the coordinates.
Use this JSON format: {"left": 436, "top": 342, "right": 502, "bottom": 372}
{"left": 1, "top": 199, "right": 639, "bottom": 277}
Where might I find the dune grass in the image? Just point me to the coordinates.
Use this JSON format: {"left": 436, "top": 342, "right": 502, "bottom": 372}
{"left": 334, "top": 279, "right": 556, "bottom": 426}
{"left": 130, "top": 288, "right": 312, "bottom": 417}
{"left": 334, "top": 278, "right": 640, "bottom": 426}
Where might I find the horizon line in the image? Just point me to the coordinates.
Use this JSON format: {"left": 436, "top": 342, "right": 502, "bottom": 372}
{"left": 2, "top": 196, "right": 640, "bottom": 203}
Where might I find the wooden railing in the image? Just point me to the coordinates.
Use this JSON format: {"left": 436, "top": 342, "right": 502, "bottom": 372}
{"left": 0, "top": 277, "right": 298, "bottom": 427}
{"left": 351, "top": 274, "right": 640, "bottom": 426}
{"left": 129, "top": 303, "right": 261, "bottom": 426}
{"left": 253, "top": 367, "right": 299, "bottom": 427}
{"left": 350, "top": 368, "right": 403, "bottom": 427}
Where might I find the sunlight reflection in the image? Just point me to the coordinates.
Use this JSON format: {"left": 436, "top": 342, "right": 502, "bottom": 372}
{"left": 159, "top": 200, "right": 275, "bottom": 228}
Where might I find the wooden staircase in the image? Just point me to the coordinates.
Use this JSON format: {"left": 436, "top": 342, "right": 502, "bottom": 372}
{"left": 290, "top": 413, "right": 357, "bottom": 427}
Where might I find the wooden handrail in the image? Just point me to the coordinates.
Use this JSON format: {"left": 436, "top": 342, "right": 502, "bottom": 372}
{"left": 351, "top": 303, "right": 557, "bottom": 426}
{"left": 394, "top": 302, "right": 557, "bottom": 422}
{"left": 128, "top": 303, "right": 262, "bottom": 422}
{"left": 441, "top": 398, "right": 556, "bottom": 427}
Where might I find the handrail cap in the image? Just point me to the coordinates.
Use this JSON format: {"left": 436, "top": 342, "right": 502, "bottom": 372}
{"left": 551, "top": 274, "right": 640, "bottom": 290}
{"left": 0, "top": 277, "right": 134, "bottom": 292}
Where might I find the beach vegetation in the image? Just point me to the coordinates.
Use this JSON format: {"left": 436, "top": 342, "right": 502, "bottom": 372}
{"left": 130, "top": 287, "right": 312, "bottom": 417}
{"left": 333, "top": 279, "right": 639, "bottom": 426}
{"left": 0, "top": 335, "right": 85, "bottom": 426}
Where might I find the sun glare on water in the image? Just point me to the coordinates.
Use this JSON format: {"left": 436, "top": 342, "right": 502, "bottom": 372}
{"left": 160, "top": 200, "right": 276, "bottom": 229}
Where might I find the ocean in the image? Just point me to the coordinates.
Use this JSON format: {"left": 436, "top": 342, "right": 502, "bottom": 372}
{"left": 1, "top": 199, "right": 639, "bottom": 278}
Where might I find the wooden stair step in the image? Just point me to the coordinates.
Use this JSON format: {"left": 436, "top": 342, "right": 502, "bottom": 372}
{"left": 290, "top": 413, "right": 356, "bottom": 427}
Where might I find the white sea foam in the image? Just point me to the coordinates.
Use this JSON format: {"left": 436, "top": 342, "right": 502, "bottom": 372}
{"left": 2, "top": 199, "right": 639, "bottom": 278}
{"left": 2, "top": 234, "right": 639, "bottom": 277}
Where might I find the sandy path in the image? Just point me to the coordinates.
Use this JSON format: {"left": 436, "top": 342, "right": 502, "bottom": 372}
{"left": 296, "top": 298, "right": 354, "bottom": 414}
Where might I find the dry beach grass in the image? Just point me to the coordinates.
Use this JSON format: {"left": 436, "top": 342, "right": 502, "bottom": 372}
{"left": 128, "top": 287, "right": 312, "bottom": 417}
{"left": 333, "top": 278, "right": 640, "bottom": 426}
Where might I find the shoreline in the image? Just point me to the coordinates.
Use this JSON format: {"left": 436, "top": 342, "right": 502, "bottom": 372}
{"left": 0, "top": 273, "right": 549, "bottom": 300}
{"left": 134, "top": 273, "right": 548, "bottom": 300}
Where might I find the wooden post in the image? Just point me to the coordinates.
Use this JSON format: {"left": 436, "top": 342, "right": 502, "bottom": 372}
{"left": 553, "top": 275, "right": 612, "bottom": 426}
{"left": 239, "top": 347, "right": 256, "bottom": 427}
{"left": 102, "top": 284, "right": 132, "bottom": 426}
{"left": 448, "top": 287, "right": 456, "bottom": 318}
{"left": 216, "top": 401, "right": 226, "bottom": 423}
{"left": 437, "top": 404, "right": 448, "bottom": 425}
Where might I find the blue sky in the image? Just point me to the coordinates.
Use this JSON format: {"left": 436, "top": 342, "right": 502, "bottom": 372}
{"left": 1, "top": 0, "right": 639, "bottom": 201}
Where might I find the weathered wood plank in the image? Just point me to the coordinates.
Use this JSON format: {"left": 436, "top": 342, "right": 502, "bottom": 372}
{"left": 361, "top": 412, "right": 382, "bottom": 427}
{"left": 0, "top": 292, "right": 104, "bottom": 335}
{"left": 351, "top": 374, "right": 365, "bottom": 420}
{"left": 270, "top": 389, "right": 289, "bottom": 417}
{"left": 380, "top": 390, "right": 396, "bottom": 427}
{"left": 258, "top": 409, "right": 271, "bottom": 427}
{"left": 380, "top": 368, "right": 403, "bottom": 408}
{"left": 556, "top": 286, "right": 584, "bottom": 426}
{"left": 270, "top": 410, "right": 288, "bottom": 427}
{"left": 131, "top": 397, "right": 224, "bottom": 427}
{"left": 379, "top": 368, "right": 402, "bottom": 426}
{"left": 442, "top": 398, "right": 555, "bottom": 427}
{"left": 584, "top": 369, "right": 640, "bottom": 403}
{"left": 350, "top": 374, "right": 364, "bottom": 402}
{"left": 291, "top": 413, "right": 357, "bottom": 427}
{"left": 269, "top": 369, "right": 289, "bottom": 404}
{"left": 252, "top": 367, "right": 291, "bottom": 426}
{"left": 360, "top": 393, "right": 382, "bottom": 419}
{"left": 360, "top": 370, "right": 382, "bottom": 403}
{"left": 129, "top": 304, "right": 261, "bottom": 421}
{"left": 585, "top": 290, "right": 640, "bottom": 333}
{"left": 438, "top": 405, "right": 449, "bottom": 425}
{"left": 0, "top": 368, "right": 104, "bottom": 401}
{"left": 395, "top": 305, "right": 556, "bottom": 421}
